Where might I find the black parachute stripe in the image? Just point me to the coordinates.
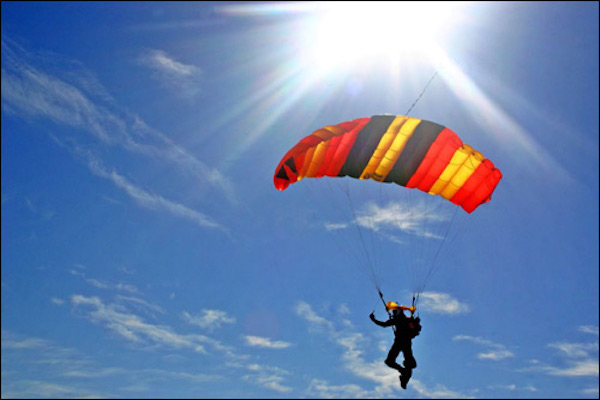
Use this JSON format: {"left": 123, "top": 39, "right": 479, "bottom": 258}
{"left": 385, "top": 120, "right": 446, "bottom": 186}
{"left": 285, "top": 157, "right": 297, "bottom": 174}
{"left": 275, "top": 158, "right": 297, "bottom": 181}
{"left": 338, "top": 115, "right": 396, "bottom": 178}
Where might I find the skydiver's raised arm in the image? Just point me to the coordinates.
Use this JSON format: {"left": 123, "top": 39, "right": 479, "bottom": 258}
{"left": 370, "top": 312, "right": 393, "bottom": 327}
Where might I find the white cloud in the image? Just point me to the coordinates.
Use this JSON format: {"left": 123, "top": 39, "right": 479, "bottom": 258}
{"left": 356, "top": 201, "right": 449, "bottom": 239}
{"left": 325, "top": 201, "right": 454, "bottom": 246}
{"left": 535, "top": 331, "right": 599, "bottom": 377}
{"left": 484, "top": 383, "right": 538, "bottom": 395}
{"left": 244, "top": 335, "right": 291, "bottom": 349}
{"left": 417, "top": 292, "right": 470, "bottom": 315}
{"left": 116, "top": 295, "right": 165, "bottom": 317}
{"left": 581, "top": 387, "right": 599, "bottom": 396}
{"left": 324, "top": 222, "right": 349, "bottom": 231}
{"left": 230, "top": 361, "right": 292, "bottom": 393}
{"left": 51, "top": 297, "right": 66, "bottom": 306}
{"left": 69, "top": 268, "right": 139, "bottom": 294}
{"left": 182, "top": 309, "right": 236, "bottom": 331}
{"left": 1, "top": 330, "right": 87, "bottom": 370}
{"left": 579, "top": 325, "right": 599, "bottom": 336}
{"left": 76, "top": 151, "right": 228, "bottom": 233}
{"left": 548, "top": 342, "right": 598, "bottom": 359}
{"left": 531, "top": 326, "right": 599, "bottom": 378}
{"left": 1, "top": 380, "right": 91, "bottom": 399}
{"left": 294, "top": 301, "right": 334, "bottom": 332}
{"left": 2, "top": 333, "right": 51, "bottom": 350}
{"left": 453, "top": 334, "right": 515, "bottom": 361}
{"left": 307, "top": 379, "right": 370, "bottom": 399}
{"left": 139, "top": 49, "right": 203, "bottom": 98}
{"left": 70, "top": 295, "right": 230, "bottom": 354}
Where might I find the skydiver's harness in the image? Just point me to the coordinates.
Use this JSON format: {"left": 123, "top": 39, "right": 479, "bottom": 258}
{"left": 377, "top": 290, "right": 422, "bottom": 339}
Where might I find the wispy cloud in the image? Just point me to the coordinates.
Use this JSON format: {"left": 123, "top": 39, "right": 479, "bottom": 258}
{"left": 579, "top": 325, "right": 599, "bottom": 336}
{"left": 2, "top": 329, "right": 227, "bottom": 398}
{"left": 1, "top": 36, "right": 235, "bottom": 206}
{"left": 116, "top": 295, "right": 165, "bottom": 318}
{"left": 244, "top": 335, "right": 291, "bottom": 349}
{"left": 244, "top": 372, "right": 291, "bottom": 393}
{"left": 64, "top": 367, "right": 127, "bottom": 378}
{"left": 1, "top": 329, "right": 89, "bottom": 370}
{"left": 486, "top": 383, "right": 537, "bottom": 393}
{"left": 228, "top": 361, "right": 293, "bottom": 393}
{"left": 182, "top": 309, "right": 236, "bottom": 331}
{"left": 326, "top": 201, "right": 452, "bottom": 244}
{"left": 1, "top": 380, "right": 95, "bottom": 399}
{"left": 69, "top": 268, "right": 139, "bottom": 294}
{"left": 418, "top": 292, "right": 470, "bottom": 315}
{"left": 548, "top": 342, "right": 598, "bottom": 360}
{"left": 51, "top": 297, "right": 66, "bottom": 306}
{"left": 519, "top": 325, "right": 599, "bottom": 378}
{"left": 294, "top": 301, "right": 335, "bottom": 332}
{"left": 307, "top": 379, "right": 371, "bottom": 399}
{"left": 324, "top": 222, "right": 349, "bottom": 231}
{"left": 68, "top": 292, "right": 291, "bottom": 394}
{"left": 79, "top": 151, "right": 229, "bottom": 234}
{"left": 139, "top": 49, "right": 203, "bottom": 98}
{"left": 70, "top": 294, "right": 227, "bottom": 354}
{"left": 2, "top": 331, "right": 54, "bottom": 351}
{"left": 356, "top": 201, "right": 449, "bottom": 239}
{"left": 453, "top": 334, "right": 515, "bottom": 361}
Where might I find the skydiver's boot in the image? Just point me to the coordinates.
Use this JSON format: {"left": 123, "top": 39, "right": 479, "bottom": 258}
{"left": 396, "top": 367, "right": 407, "bottom": 389}
{"left": 399, "top": 368, "right": 411, "bottom": 389}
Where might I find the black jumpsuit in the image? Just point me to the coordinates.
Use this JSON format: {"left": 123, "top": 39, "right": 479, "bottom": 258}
{"left": 370, "top": 310, "right": 417, "bottom": 381}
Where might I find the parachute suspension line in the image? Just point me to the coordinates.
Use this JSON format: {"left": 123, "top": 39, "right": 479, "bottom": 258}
{"left": 402, "top": 69, "right": 438, "bottom": 304}
{"left": 404, "top": 70, "right": 438, "bottom": 117}
{"left": 342, "top": 185, "right": 382, "bottom": 294}
{"left": 414, "top": 205, "right": 460, "bottom": 306}
{"left": 304, "top": 180, "right": 372, "bottom": 285}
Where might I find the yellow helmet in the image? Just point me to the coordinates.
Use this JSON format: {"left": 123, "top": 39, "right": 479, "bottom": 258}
{"left": 386, "top": 301, "right": 400, "bottom": 311}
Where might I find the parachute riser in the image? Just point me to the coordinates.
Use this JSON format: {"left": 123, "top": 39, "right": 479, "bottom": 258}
{"left": 377, "top": 289, "right": 397, "bottom": 334}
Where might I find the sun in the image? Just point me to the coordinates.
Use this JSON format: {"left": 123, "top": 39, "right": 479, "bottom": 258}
{"left": 297, "top": 1, "right": 465, "bottom": 76}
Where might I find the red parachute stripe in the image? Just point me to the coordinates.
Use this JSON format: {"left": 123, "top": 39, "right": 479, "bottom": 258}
{"left": 451, "top": 159, "right": 502, "bottom": 213}
{"left": 405, "top": 128, "right": 462, "bottom": 192}
{"left": 323, "top": 118, "right": 371, "bottom": 176}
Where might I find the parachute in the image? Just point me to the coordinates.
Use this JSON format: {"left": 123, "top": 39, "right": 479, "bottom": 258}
{"left": 274, "top": 115, "right": 502, "bottom": 213}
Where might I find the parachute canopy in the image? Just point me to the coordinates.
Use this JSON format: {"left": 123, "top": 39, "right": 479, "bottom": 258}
{"left": 274, "top": 115, "right": 502, "bottom": 213}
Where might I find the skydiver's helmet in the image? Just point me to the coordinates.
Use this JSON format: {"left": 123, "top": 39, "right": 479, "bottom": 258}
{"left": 386, "top": 301, "right": 416, "bottom": 316}
{"left": 386, "top": 301, "right": 402, "bottom": 315}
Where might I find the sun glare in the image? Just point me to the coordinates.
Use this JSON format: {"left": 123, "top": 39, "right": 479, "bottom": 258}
{"left": 299, "top": 2, "right": 464, "bottom": 76}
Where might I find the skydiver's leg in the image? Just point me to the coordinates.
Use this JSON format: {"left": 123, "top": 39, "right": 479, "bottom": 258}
{"left": 384, "top": 340, "right": 404, "bottom": 372}
{"left": 399, "top": 341, "right": 416, "bottom": 389}
{"left": 403, "top": 342, "right": 417, "bottom": 370}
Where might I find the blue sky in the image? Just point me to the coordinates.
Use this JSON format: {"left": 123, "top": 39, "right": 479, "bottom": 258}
{"left": 1, "top": 1, "right": 598, "bottom": 399}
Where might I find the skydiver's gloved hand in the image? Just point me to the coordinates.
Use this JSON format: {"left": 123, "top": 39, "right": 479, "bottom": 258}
{"left": 369, "top": 312, "right": 375, "bottom": 321}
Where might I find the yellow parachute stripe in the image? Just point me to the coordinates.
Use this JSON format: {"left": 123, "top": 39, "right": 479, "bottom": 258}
{"left": 305, "top": 140, "right": 331, "bottom": 178}
{"left": 372, "top": 117, "right": 422, "bottom": 181}
{"left": 429, "top": 145, "right": 484, "bottom": 199}
{"left": 297, "top": 126, "right": 346, "bottom": 180}
{"left": 297, "top": 146, "right": 315, "bottom": 180}
{"left": 359, "top": 116, "right": 409, "bottom": 180}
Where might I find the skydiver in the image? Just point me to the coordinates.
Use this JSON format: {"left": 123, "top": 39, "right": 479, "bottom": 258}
{"left": 369, "top": 301, "right": 421, "bottom": 389}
